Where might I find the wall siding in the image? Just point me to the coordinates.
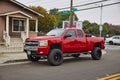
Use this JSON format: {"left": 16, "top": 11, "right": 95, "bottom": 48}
{"left": 0, "top": 0, "right": 39, "bottom": 42}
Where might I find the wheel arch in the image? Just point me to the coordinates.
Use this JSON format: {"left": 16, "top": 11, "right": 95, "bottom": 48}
{"left": 94, "top": 42, "right": 101, "bottom": 48}
{"left": 50, "top": 43, "right": 62, "bottom": 50}
{"left": 109, "top": 40, "right": 114, "bottom": 45}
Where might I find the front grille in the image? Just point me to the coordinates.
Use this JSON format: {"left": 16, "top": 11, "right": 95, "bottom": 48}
{"left": 24, "top": 40, "right": 39, "bottom": 51}
{"left": 25, "top": 41, "right": 39, "bottom": 46}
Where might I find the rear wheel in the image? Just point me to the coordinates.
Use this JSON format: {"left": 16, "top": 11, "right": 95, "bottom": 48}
{"left": 91, "top": 47, "right": 102, "bottom": 60}
{"left": 27, "top": 55, "right": 39, "bottom": 62}
{"left": 48, "top": 49, "right": 63, "bottom": 66}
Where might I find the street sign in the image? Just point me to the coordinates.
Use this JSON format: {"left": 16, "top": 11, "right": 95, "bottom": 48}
{"left": 72, "top": 7, "right": 78, "bottom": 11}
{"left": 60, "top": 7, "right": 78, "bottom": 14}
{"left": 60, "top": 10, "right": 70, "bottom": 14}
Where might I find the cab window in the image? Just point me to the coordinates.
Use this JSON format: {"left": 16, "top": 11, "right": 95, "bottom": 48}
{"left": 77, "top": 30, "right": 83, "bottom": 38}
{"left": 66, "top": 30, "right": 76, "bottom": 38}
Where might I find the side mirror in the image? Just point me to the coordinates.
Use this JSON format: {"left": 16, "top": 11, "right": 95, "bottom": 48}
{"left": 64, "top": 34, "right": 72, "bottom": 38}
{"left": 86, "top": 34, "right": 92, "bottom": 37}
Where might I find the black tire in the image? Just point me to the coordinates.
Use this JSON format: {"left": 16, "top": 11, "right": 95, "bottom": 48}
{"left": 91, "top": 47, "right": 102, "bottom": 60}
{"left": 27, "top": 55, "right": 39, "bottom": 62}
{"left": 72, "top": 54, "right": 80, "bottom": 58}
{"left": 109, "top": 41, "right": 113, "bottom": 45}
{"left": 48, "top": 49, "right": 63, "bottom": 66}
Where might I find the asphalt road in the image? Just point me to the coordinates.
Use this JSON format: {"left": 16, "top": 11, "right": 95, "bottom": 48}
{"left": 0, "top": 44, "right": 120, "bottom": 80}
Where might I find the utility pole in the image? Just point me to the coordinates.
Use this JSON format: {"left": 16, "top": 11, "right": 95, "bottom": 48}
{"left": 70, "top": 0, "right": 73, "bottom": 28}
{"left": 99, "top": 3, "right": 103, "bottom": 37}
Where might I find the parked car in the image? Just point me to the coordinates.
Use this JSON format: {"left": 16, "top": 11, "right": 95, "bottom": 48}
{"left": 24, "top": 28, "right": 105, "bottom": 66}
{"left": 105, "top": 35, "right": 120, "bottom": 45}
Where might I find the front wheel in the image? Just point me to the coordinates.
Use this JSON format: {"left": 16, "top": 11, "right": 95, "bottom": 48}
{"left": 91, "top": 47, "right": 102, "bottom": 60}
{"left": 48, "top": 49, "right": 63, "bottom": 66}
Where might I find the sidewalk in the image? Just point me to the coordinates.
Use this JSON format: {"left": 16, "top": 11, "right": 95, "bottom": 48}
{"left": 0, "top": 52, "right": 27, "bottom": 64}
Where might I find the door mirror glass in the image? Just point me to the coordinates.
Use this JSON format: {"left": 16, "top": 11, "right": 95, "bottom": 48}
{"left": 64, "top": 34, "right": 72, "bottom": 38}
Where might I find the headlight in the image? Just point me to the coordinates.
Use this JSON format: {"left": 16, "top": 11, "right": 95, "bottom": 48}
{"left": 39, "top": 40, "right": 48, "bottom": 46}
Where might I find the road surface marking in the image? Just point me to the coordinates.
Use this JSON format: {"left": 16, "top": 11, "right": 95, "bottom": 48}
{"left": 98, "top": 73, "right": 120, "bottom": 80}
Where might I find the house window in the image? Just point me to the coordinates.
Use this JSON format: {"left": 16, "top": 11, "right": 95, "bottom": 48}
{"left": 12, "top": 19, "right": 25, "bottom": 32}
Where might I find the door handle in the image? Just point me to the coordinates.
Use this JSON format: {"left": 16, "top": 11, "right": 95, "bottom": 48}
{"left": 74, "top": 39, "right": 77, "bottom": 42}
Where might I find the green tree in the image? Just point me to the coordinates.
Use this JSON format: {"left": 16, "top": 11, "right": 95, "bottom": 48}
{"left": 83, "top": 21, "right": 99, "bottom": 35}
{"left": 83, "top": 21, "right": 120, "bottom": 36}
{"left": 102, "top": 23, "right": 120, "bottom": 36}
{"left": 102, "top": 23, "right": 110, "bottom": 35}
{"left": 30, "top": 6, "right": 56, "bottom": 32}
{"left": 82, "top": 20, "right": 91, "bottom": 33}
{"left": 49, "top": 8, "right": 59, "bottom": 15}
{"left": 91, "top": 23, "right": 99, "bottom": 35}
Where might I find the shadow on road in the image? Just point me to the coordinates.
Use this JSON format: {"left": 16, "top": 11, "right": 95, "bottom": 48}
{"left": 63, "top": 57, "right": 92, "bottom": 64}
{"left": 25, "top": 56, "right": 92, "bottom": 67}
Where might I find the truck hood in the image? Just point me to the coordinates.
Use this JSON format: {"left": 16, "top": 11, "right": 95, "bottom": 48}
{"left": 26, "top": 36, "right": 62, "bottom": 41}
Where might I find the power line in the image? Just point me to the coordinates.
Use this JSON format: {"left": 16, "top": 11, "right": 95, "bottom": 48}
{"left": 58, "top": 0, "right": 110, "bottom": 10}
{"left": 56, "top": 0, "right": 96, "bottom": 8}
{"left": 73, "top": 0, "right": 95, "bottom": 5}
{"left": 23, "top": 0, "right": 119, "bottom": 12}
{"left": 76, "top": 1, "right": 120, "bottom": 11}
{"left": 24, "top": 0, "right": 84, "bottom": 5}
{"left": 24, "top": 0, "right": 104, "bottom": 9}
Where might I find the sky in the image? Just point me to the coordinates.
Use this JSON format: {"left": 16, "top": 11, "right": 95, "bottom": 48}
{"left": 17, "top": 0, "right": 120, "bottom": 25}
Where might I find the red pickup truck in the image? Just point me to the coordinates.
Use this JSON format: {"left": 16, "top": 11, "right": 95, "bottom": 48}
{"left": 24, "top": 28, "right": 105, "bottom": 66}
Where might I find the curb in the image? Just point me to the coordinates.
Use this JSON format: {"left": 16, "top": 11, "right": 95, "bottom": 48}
{"left": 3, "top": 59, "right": 28, "bottom": 64}
{"left": 0, "top": 52, "right": 27, "bottom": 65}
{"left": 0, "top": 52, "right": 25, "bottom": 54}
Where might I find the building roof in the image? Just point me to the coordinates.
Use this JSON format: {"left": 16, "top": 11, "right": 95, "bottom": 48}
{"left": 0, "top": 11, "right": 32, "bottom": 18}
{"left": 9, "top": 0, "right": 43, "bottom": 17}
{"left": 112, "top": 25, "right": 120, "bottom": 31}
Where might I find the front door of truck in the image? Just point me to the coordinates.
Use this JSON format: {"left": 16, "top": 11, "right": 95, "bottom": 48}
{"left": 63, "top": 29, "right": 78, "bottom": 52}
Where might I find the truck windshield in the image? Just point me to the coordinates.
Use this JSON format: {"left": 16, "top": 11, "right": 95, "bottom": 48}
{"left": 46, "top": 29, "right": 65, "bottom": 36}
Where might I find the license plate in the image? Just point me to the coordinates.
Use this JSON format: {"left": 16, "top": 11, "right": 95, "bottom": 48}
{"left": 27, "top": 51, "right": 31, "bottom": 55}
{"left": 25, "top": 46, "right": 37, "bottom": 51}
